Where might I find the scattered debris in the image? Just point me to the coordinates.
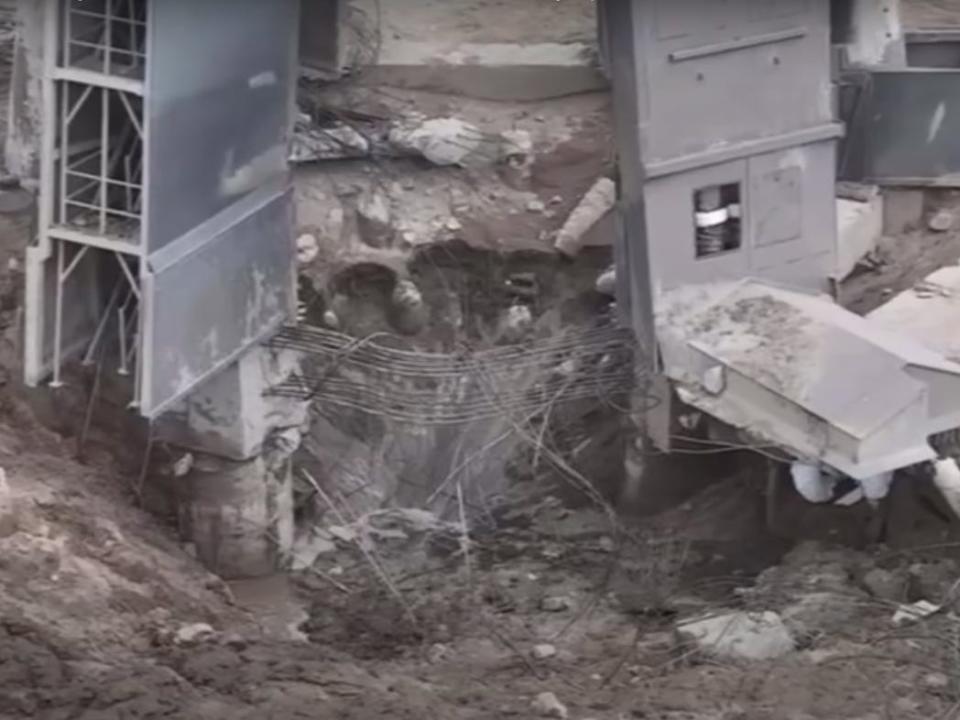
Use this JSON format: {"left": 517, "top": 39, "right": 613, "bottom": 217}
{"left": 532, "top": 691, "right": 569, "bottom": 719}
{"left": 389, "top": 117, "right": 493, "bottom": 167}
{"left": 891, "top": 600, "right": 940, "bottom": 626}
{"left": 297, "top": 233, "right": 321, "bottom": 266}
{"left": 676, "top": 611, "right": 795, "bottom": 661}
{"left": 292, "top": 118, "right": 373, "bottom": 162}
{"left": 555, "top": 177, "right": 616, "bottom": 256}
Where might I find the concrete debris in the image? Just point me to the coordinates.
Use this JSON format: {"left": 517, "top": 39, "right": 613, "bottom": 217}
{"left": 322, "top": 310, "right": 340, "bottom": 329}
{"left": 595, "top": 266, "right": 616, "bottom": 296}
{"left": 555, "top": 177, "right": 616, "bottom": 257}
{"left": 357, "top": 192, "right": 394, "bottom": 248}
{"left": 929, "top": 209, "right": 956, "bottom": 233}
{"left": 891, "top": 600, "right": 940, "bottom": 625}
{"left": 296, "top": 233, "right": 321, "bottom": 266}
{"left": 931, "top": 457, "right": 960, "bottom": 520}
{"left": 540, "top": 596, "right": 572, "bottom": 613}
{"left": 389, "top": 117, "right": 491, "bottom": 167}
{"left": 836, "top": 196, "right": 882, "bottom": 280}
{"left": 532, "top": 643, "right": 557, "bottom": 660}
{"left": 924, "top": 672, "right": 950, "bottom": 690}
{"left": 445, "top": 217, "right": 463, "bottom": 232}
{"left": 527, "top": 198, "right": 546, "bottom": 213}
{"left": 291, "top": 120, "right": 372, "bottom": 163}
{"left": 391, "top": 279, "right": 428, "bottom": 335}
{"left": 328, "top": 526, "right": 358, "bottom": 544}
{"left": 780, "top": 592, "right": 863, "bottom": 636}
{"left": 676, "top": 611, "right": 795, "bottom": 661}
{"left": 836, "top": 181, "right": 879, "bottom": 203}
{"left": 500, "top": 128, "right": 534, "bottom": 166}
{"left": 291, "top": 532, "right": 337, "bottom": 571}
{"left": 532, "top": 691, "right": 568, "bottom": 719}
{"left": 174, "top": 623, "right": 217, "bottom": 646}
{"left": 171, "top": 453, "right": 194, "bottom": 479}
{"left": 499, "top": 304, "right": 533, "bottom": 342}
{"left": 862, "top": 567, "right": 905, "bottom": 601}
{"left": 428, "top": 643, "right": 449, "bottom": 663}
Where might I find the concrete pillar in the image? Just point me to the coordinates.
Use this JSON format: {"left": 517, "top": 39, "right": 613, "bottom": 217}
{"left": 5, "top": 0, "right": 43, "bottom": 183}
{"left": 846, "top": 0, "right": 906, "bottom": 68}
{"left": 161, "top": 346, "right": 309, "bottom": 579}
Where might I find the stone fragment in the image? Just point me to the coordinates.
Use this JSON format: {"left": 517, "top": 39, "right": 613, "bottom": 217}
{"left": 532, "top": 643, "right": 557, "bottom": 660}
{"left": 595, "top": 266, "right": 616, "bottom": 296}
{"left": 527, "top": 199, "right": 546, "bottom": 213}
{"left": 357, "top": 192, "right": 394, "bottom": 248}
{"left": 296, "top": 233, "right": 320, "bottom": 265}
{"left": 532, "top": 691, "right": 568, "bottom": 719}
{"left": 676, "top": 611, "right": 795, "bottom": 661}
{"left": 929, "top": 209, "right": 956, "bottom": 232}
{"left": 174, "top": 623, "right": 217, "bottom": 646}
{"left": 862, "top": 567, "right": 904, "bottom": 601}
{"left": 555, "top": 178, "right": 616, "bottom": 257}
{"left": 540, "top": 596, "right": 572, "bottom": 613}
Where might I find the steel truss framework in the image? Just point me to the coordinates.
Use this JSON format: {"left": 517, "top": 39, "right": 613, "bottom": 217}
{"left": 26, "top": 0, "right": 299, "bottom": 417}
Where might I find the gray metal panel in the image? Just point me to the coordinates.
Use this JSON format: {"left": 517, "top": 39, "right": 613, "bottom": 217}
{"left": 300, "top": 0, "right": 343, "bottom": 77}
{"left": 144, "top": 0, "right": 298, "bottom": 253}
{"left": 637, "top": 0, "right": 833, "bottom": 164}
{"left": 140, "top": 188, "right": 295, "bottom": 418}
{"left": 860, "top": 70, "right": 960, "bottom": 185}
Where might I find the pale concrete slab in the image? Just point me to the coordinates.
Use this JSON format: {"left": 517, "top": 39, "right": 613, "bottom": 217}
{"left": 836, "top": 195, "right": 883, "bottom": 280}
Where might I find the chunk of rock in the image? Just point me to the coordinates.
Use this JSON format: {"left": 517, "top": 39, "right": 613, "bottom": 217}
{"left": 676, "top": 611, "right": 795, "bottom": 661}
{"left": 540, "top": 596, "right": 572, "bottom": 613}
{"left": 390, "top": 279, "right": 428, "bottom": 335}
{"left": 929, "top": 209, "right": 956, "bottom": 232}
{"left": 595, "top": 266, "right": 616, "bottom": 296}
{"left": 532, "top": 691, "right": 568, "bottom": 719}
{"left": 862, "top": 567, "right": 905, "bottom": 601}
{"left": 555, "top": 177, "right": 616, "bottom": 257}
{"left": 296, "top": 233, "right": 320, "bottom": 266}
{"left": 780, "top": 592, "right": 862, "bottom": 636}
{"left": 356, "top": 191, "right": 394, "bottom": 248}
{"left": 174, "top": 623, "right": 217, "bottom": 646}
{"left": 532, "top": 643, "right": 557, "bottom": 660}
{"left": 389, "top": 117, "right": 489, "bottom": 167}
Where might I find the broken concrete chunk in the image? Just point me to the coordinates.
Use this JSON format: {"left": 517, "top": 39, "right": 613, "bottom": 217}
{"left": 357, "top": 192, "right": 394, "bottom": 248}
{"left": 389, "top": 117, "right": 490, "bottom": 167}
{"left": 532, "top": 692, "right": 568, "bottom": 719}
{"left": 676, "top": 611, "right": 795, "bottom": 661}
{"left": 500, "top": 128, "right": 533, "bottom": 165}
{"left": 891, "top": 600, "right": 940, "bottom": 625}
{"left": 540, "top": 596, "right": 572, "bottom": 613}
{"left": 291, "top": 532, "right": 337, "bottom": 571}
{"left": 390, "top": 279, "right": 428, "bottom": 335}
{"left": 595, "top": 266, "right": 616, "bottom": 297}
{"left": 555, "top": 178, "right": 616, "bottom": 257}
{"left": 532, "top": 643, "right": 557, "bottom": 660}
{"left": 929, "top": 209, "right": 956, "bottom": 233}
{"left": 296, "top": 233, "right": 320, "bottom": 266}
{"left": 174, "top": 623, "right": 217, "bottom": 646}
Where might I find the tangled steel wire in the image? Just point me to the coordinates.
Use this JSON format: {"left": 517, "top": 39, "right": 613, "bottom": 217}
{"left": 266, "top": 322, "right": 637, "bottom": 425}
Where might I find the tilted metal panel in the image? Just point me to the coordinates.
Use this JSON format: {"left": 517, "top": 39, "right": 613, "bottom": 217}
{"left": 859, "top": 69, "right": 960, "bottom": 185}
{"left": 145, "top": 0, "right": 298, "bottom": 254}
{"left": 140, "top": 188, "right": 295, "bottom": 418}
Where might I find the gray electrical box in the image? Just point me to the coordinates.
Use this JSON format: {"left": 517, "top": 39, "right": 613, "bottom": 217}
{"left": 605, "top": 0, "right": 843, "bottom": 307}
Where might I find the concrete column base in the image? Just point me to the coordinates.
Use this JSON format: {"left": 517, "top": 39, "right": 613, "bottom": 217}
{"left": 179, "top": 454, "right": 294, "bottom": 580}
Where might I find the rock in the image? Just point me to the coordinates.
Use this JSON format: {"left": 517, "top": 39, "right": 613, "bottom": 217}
{"left": 532, "top": 643, "right": 557, "bottom": 660}
{"left": 780, "top": 592, "right": 862, "bottom": 636}
{"left": 910, "top": 559, "right": 959, "bottom": 602}
{"left": 499, "top": 304, "right": 533, "bottom": 343}
{"left": 540, "top": 596, "right": 572, "bottom": 613}
{"left": 322, "top": 310, "right": 340, "bottom": 330}
{"left": 891, "top": 600, "right": 940, "bottom": 625}
{"left": 929, "top": 209, "right": 956, "bottom": 232}
{"left": 532, "top": 691, "right": 568, "bottom": 719}
{"left": 390, "top": 279, "right": 428, "bottom": 336}
{"left": 527, "top": 199, "right": 546, "bottom": 213}
{"left": 389, "top": 117, "right": 488, "bottom": 167}
{"left": 445, "top": 217, "right": 463, "bottom": 232}
{"left": 291, "top": 532, "right": 337, "bottom": 571}
{"left": 500, "top": 129, "right": 533, "bottom": 166}
{"left": 174, "top": 623, "right": 217, "bottom": 646}
{"left": 862, "top": 567, "right": 905, "bottom": 601}
{"left": 428, "top": 643, "right": 449, "bottom": 663}
{"left": 296, "top": 233, "right": 320, "bottom": 266}
{"left": 676, "top": 611, "right": 795, "bottom": 661}
{"left": 555, "top": 178, "right": 616, "bottom": 257}
{"left": 595, "top": 266, "right": 616, "bottom": 296}
{"left": 357, "top": 192, "right": 394, "bottom": 248}
{"left": 924, "top": 672, "right": 950, "bottom": 691}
